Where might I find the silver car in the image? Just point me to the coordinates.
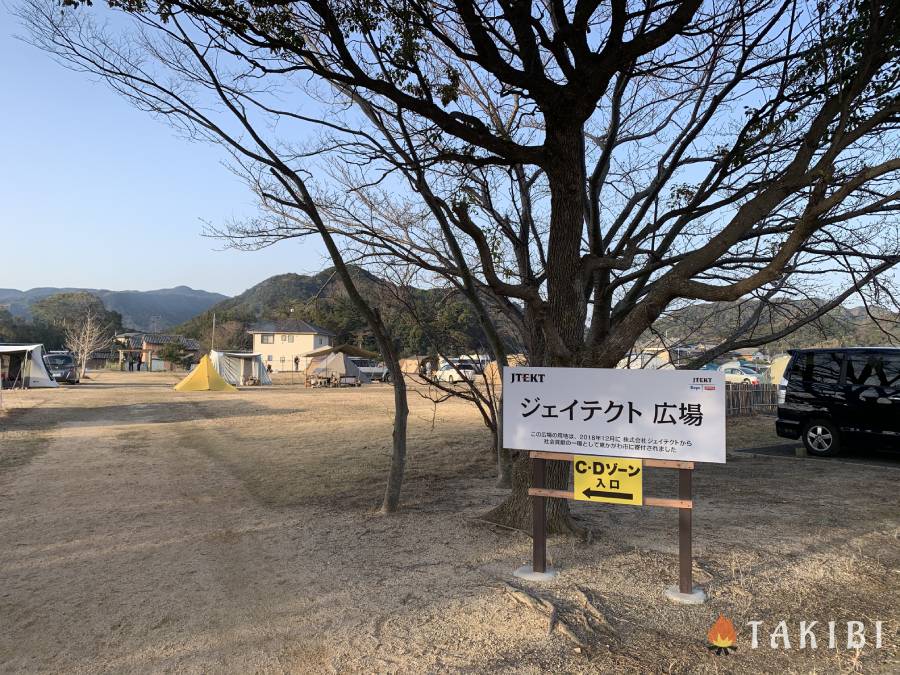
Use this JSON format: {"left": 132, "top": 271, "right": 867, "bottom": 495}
{"left": 44, "top": 352, "right": 79, "bottom": 384}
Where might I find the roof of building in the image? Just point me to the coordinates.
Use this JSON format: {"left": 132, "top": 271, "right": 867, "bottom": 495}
{"left": 126, "top": 334, "right": 201, "bottom": 351}
{"left": 731, "top": 347, "right": 766, "bottom": 356}
{"left": 247, "top": 319, "right": 335, "bottom": 337}
{"left": 89, "top": 350, "right": 119, "bottom": 359}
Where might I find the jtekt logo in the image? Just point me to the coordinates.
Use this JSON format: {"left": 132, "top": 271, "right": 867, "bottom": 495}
{"left": 511, "top": 372, "right": 545, "bottom": 383}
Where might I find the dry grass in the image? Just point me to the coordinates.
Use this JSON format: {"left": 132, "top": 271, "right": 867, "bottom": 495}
{"left": 725, "top": 415, "right": 786, "bottom": 450}
{"left": 0, "top": 371, "right": 897, "bottom": 673}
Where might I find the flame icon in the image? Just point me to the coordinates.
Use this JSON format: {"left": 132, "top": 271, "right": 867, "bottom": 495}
{"left": 707, "top": 615, "right": 737, "bottom": 655}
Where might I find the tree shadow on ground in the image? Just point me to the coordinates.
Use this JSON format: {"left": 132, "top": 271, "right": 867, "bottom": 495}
{"left": 2, "top": 400, "right": 307, "bottom": 431}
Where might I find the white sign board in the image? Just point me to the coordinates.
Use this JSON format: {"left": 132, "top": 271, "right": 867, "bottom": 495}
{"left": 502, "top": 367, "right": 726, "bottom": 463}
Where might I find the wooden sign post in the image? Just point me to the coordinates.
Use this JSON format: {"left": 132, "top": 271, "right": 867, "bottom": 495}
{"left": 504, "top": 366, "right": 724, "bottom": 604}
{"left": 527, "top": 452, "right": 701, "bottom": 602}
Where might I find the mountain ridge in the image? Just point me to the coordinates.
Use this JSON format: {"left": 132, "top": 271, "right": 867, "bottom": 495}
{"left": 181, "top": 271, "right": 900, "bottom": 357}
{"left": 0, "top": 286, "right": 228, "bottom": 332}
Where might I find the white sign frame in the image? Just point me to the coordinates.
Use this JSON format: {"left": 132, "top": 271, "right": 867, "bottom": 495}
{"left": 502, "top": 366, "right": 726, "bottom": 463}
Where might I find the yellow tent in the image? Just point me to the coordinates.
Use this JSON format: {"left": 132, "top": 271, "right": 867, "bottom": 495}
{"left": 174, "top": 355, "right": 237, "bottom": 392}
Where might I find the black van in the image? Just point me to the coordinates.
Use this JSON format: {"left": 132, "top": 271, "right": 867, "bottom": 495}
{"left": 776, "top": 348, "right": 900, "bottom": 456}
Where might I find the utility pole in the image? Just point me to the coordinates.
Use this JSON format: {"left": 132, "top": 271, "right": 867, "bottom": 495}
{"left": 211, "top": 312, "right": 216, "bottom": 351}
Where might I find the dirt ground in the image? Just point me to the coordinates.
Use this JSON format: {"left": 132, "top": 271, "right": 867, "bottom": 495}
{"left": 1, "top": 371, "right": 897, "bottom": 673}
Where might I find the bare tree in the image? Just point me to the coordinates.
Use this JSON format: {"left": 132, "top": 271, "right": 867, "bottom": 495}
{"left": 20, "top": 0, "right": 900, "bottom": 533}
{"left": 64, "top": 309, "right": 113, "bottom": 379}
{"left": 20, "top": 0, "right": 412, "bottom": 513}
{"left": 269, "top": 171, "right": 411, "bottom": 514}
{"left": 396, "top": 284, "right": 511, "bottom": 485}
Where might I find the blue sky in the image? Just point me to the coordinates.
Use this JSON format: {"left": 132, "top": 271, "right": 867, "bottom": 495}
{"left": 0, "top": 4, "right": 327, "bottom": 297}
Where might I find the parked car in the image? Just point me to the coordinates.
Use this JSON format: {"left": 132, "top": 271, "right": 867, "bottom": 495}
{"left": 719, "top": 365, "right": 761, "bottom": 385}
{"left": 348, "top": 357, "right": 390, "bottom": 382}
{"left": 776, "top": 347, "right": 900, "bottom": 456}
{"left": 434, "top": 362, "right": 478, "bottom": 384}
{"left": 43, "top": 351, "right": 79, "bottom": 384}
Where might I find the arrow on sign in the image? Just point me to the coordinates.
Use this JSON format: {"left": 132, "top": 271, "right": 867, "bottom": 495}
{"left": 582, "top": 488, "right": 633, "bottom": 500}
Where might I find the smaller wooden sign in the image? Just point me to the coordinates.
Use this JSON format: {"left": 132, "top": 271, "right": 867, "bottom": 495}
{"left": 573, "top": 455, "right": 643, "bottom": 505}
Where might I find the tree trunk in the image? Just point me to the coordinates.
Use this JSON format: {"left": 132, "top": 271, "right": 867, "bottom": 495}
{"left": 273, "top": 170, "right": 411, "bottom": 514}
{"left": 483, "top": 122, "right": 588, "bottom": 533}
{"left": 495, "top": 425, "right": 512, "bottom": 488}
{"left": 544, "top": 123, "right": 589, "bottom": 361}
{"left": 380, "top": 356, "right": 409, "bottom": 512}
{"left": 482, "top": 454, "right": 581, "bottom": 535}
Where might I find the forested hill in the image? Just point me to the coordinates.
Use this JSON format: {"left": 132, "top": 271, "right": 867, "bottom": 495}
{"left": 178, "top": 271, "right": 899, "bottom": 358}
{"left": 654, "top": 300, "right": 899, "bottom": 352}
{"left": 0, "top": 286, "right": 226, "bottom": 331}
{"left": 175, "top": 268, "right": 502, "bottom": 355}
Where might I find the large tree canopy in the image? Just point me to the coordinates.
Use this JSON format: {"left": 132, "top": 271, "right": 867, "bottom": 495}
{"left": 20, "top": 0, "right": 900, "bottom": 529}
{"left": 27, "top": 0, "right": 900, "bottom": 364}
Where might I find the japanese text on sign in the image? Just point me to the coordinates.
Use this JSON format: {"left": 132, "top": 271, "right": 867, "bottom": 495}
{"left": 502, "top": 367, "right": 726, "bottom": 463}
{"left": 520, "top": 398, "right": 705, "bottom": 425}
{"left": 573, "top": 455, "right": 643, "bottom": 505}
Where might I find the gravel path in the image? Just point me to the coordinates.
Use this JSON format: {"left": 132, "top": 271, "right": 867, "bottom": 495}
{"left": 1, "top": 371, "right": 897, "bottom": 673}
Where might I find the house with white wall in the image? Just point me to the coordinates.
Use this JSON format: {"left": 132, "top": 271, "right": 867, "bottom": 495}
{"left": 247, "top": 319, "right": 335, "bottom": 371}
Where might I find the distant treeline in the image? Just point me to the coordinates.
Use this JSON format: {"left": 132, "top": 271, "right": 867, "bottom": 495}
{"left": 0, "top": 292, "right": 124, "bottom": 348}
{"left": 655, "top": 299, "right": 900, "bottom": 353}
{"left": 174, "top": 268, "right": 510, "bottom": 357}
{"left": 7, "top": 274, "right": 895, "bottom": 358}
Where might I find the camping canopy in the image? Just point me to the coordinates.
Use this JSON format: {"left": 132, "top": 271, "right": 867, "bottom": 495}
{"left": 301, "top": 343, "right": 380, "bottom": 360}
{"left": 209, "top": 350, "right": 272, "bottom": 386}
{"left": 0, "top": 344, "right": 58, "bottom": 389}
{"left": 306, "top": 352, "right": 371, "bottom": 383}
{"left": 174, "top": 355, "right": 237, "bottom": 392}
{"left": 399, "top": 355, "right": 437, "bottom": 374}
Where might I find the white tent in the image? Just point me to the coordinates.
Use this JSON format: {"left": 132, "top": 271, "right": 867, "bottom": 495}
{"left": 306, "top": 352, "right": 371, "bottom": 385}
{"left": 209, "top": 350, "right": 272, "bottom": 386}
{"left": 0, "top": 344, "right": 59, "bottom": 389}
